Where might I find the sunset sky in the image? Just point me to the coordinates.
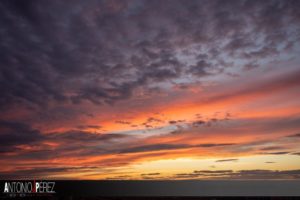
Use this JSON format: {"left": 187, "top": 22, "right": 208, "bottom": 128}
{"left": 1, "top": 0, "right": 300, "bottom": 180}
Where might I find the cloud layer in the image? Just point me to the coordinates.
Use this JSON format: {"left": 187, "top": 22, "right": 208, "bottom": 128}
{"left": 0, "top": 0, "right": 300, "bottom": 179}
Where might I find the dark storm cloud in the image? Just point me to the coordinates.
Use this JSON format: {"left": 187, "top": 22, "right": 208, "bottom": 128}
{"left": 1, "top": 0, "right": 299, "bottom": 110}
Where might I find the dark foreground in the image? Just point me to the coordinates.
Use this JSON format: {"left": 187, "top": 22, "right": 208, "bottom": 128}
{"left": 1, "top": 180, "right": 300, "bottom": 199}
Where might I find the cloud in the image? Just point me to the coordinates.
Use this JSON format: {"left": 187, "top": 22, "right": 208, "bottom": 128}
{"left": 260, "top": 146, "right": 285, "bottom": 151}
{"left": 141, "top": 173, "right": 160, "bottom": 176}
{"left": 202, "top": 70, "right": 300, "bottom": 106}
{"left": 76, "top": 125, "right": 102, "bottom": 130}
{"left": 48, "top": 130, "right": 127, "bottom": 142}
{"left": 192, "top": 120, "right": 206, "bottom": 127}
{"left": 173, "top": 169, "right": 300, "bottom": 180}
{"left": 188, "top": 60, "right": 212, "bottom": 77}
{"left": 291, "top": 152, "right": 300, "bottom": 156}
{"left": 141, "top": 117, "right": 165, "bottom": 128}
{"left": 0, "top": 120, "right": 44, "bottom": 152}
{"left": 287, "top": 133, "right": 300, "bottom": 138}
{"left": 174, "top": 170, "right": 234, "bottom": 179}
{"left": 115, "top": 120, "right": 131, "bottom": 125}
{"left": 0, "top": 166, "right": 106, "bottom": 179}
{"left": 120, "top": 143, "right": 191, "bottom": 154}
{"left": 1, "top": 0, "right": 300, "bottom": 180}
{"left": 197, "top": 143, "right": 235, "bottom": 148}
{"left": 262, "top": 151, "right": 290, "bottom": 155}
{"left": 120, "top": 143, "right": 235, "bottom": 154}
{"left": 194, "top": 170, "right": 233, "bottom": 174}
{"left": 215, "top": 159, "right": 239, "bottom": 162}
{"left": 0, "top": 119, "right": 131, "bottom": 162}
{"left": 230, "top": 169, "right": 300, "bottom": 179}
{"left": 0, "top": 0, "right": 299, "bottom": 110}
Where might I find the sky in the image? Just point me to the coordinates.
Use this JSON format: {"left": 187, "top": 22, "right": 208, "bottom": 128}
{"left": 0, "top": 0, "right": 300, "bottom": 180}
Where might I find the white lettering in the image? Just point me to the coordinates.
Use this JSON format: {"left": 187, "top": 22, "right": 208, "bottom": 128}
{"left": 4, "top": 182, "right": 8, "bottom": 193}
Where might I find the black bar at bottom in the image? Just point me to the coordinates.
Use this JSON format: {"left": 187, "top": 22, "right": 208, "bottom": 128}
{"left": 1, "top": 180, "right": 300, "bottom": 198}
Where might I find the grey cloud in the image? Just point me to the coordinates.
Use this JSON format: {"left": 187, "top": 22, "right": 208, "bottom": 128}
{"left": 231, "top": 169, "right": 300, "bottom": 179}
{"left": 189, "top": 116, "right": 231, "bottom": 129}
{"left": 0, "top": 120, "right": 130, "bottom": 160}
{"left": 115, "top": 121, "right": 131, "bottom": 125}
{"left": 169, "top": 120, "right": 185, "bottom": 125}
{"left": 262, "top": 151, "right": 290, "bottom": 155}
{"left": 192, "top": 120, "right": 206, "bottom": 127}
{"left": 1, "top": 0, "right": 300, "bottom": 174}
{"left": 76, "top": 125, "right": 102, "bottom": 129}
{"left": 48, "top": 130, "right": 128, "bottom": 142}
{"left": 260, "top": 146, "right": 285, "bottom": 151}
{"left": 193, "top": 170, "right": 233, "bottom": 174}
{"left": 106, "top": 175, "right": 133, "bottom": 180}
{"left": 196, "top": 143, "right": 235, "bottom": 148}
{"left": 174, "top": 170, "right": 234, "bottom": 179}
{"left": 173, "top": 169, "right": 300, "bottom": 179}
{"left": 244, "top": 62, "right": 260, "bottom": 71}
{"left": 189, "top": 60, "right": 212, "bottom": 77}
{"left": 141, "top": 117, "right": 165, "bottom": 128}
{"left": 1, "top": 0, "right": 299, "bottom": 110}
{"left": 215, "top": 159, "right": 239, "bottom": 162}
{"left": 141, "top": 173, "right": 160, "bottom": 176}
{"left": 287, "top": 133, "right": 300, "bottom": 138}
{"left": 0, "top": 166, "right": 102, "bottom": 179}
{"left": 0, "top": 120, "right": 44, "bottom": 152}
{"left": 120, "top": 142, "right": 235, "bottom": 154}
{"left": 120, "top": 143, "right": 190, "bottom": 154}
